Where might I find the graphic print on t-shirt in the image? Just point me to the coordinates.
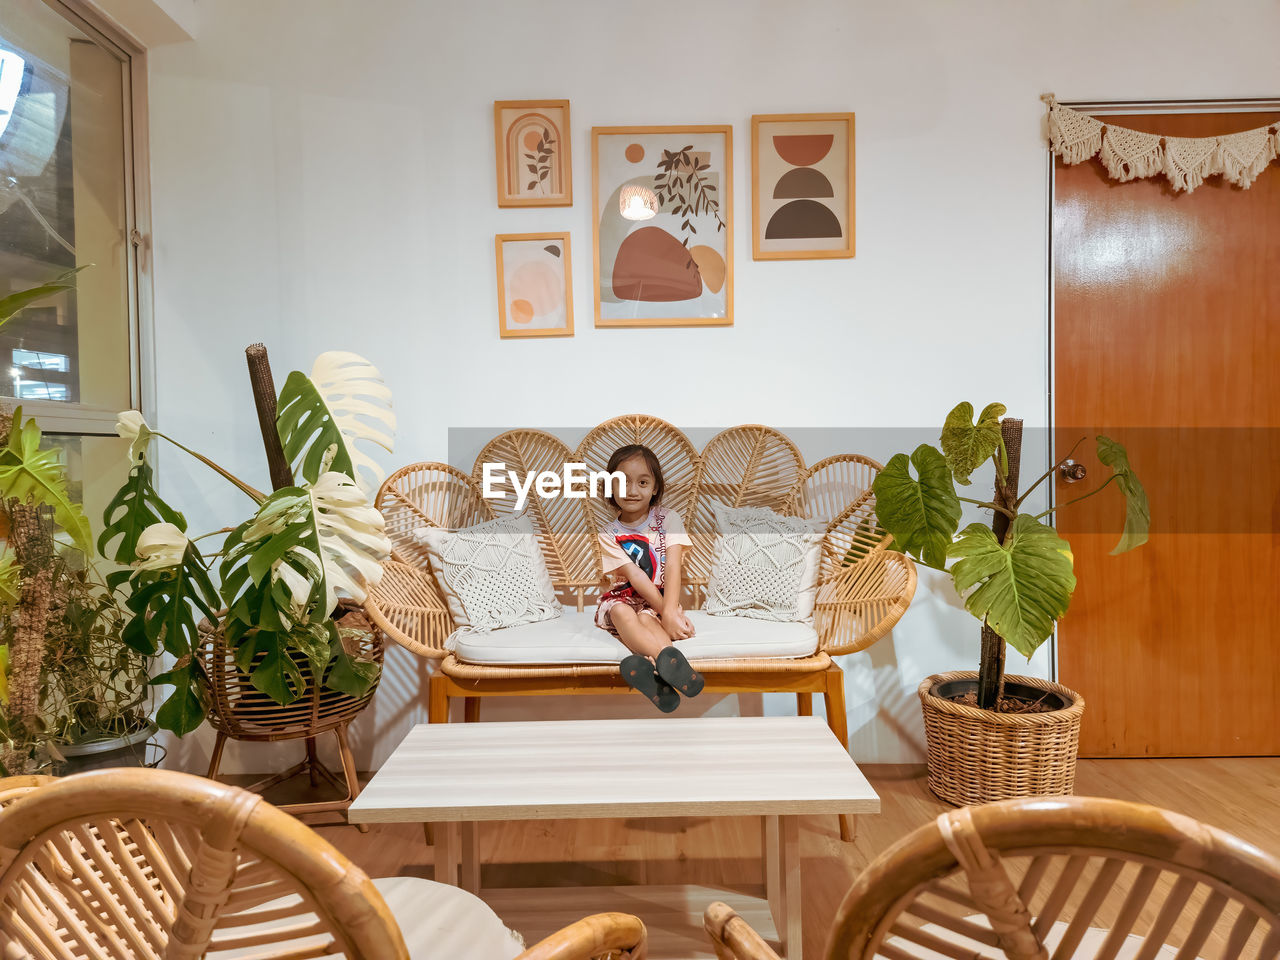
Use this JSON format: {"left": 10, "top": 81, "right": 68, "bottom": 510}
{"left": 615, "top": 535, "right": 655, "bottom": 580}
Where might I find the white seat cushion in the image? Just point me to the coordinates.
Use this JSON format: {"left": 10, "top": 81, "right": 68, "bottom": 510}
{"left": 210, "top": 876, "right": 525, "bottom": 960}
{"left": 452, "top": 609, "right": 819, "bottom": 665}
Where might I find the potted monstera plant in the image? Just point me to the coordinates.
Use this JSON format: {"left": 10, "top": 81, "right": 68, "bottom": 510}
{"left": 103, "top": 350, "right": 395, "bottom": 737}
{"left": 872, "top": 403, "right": 1149, "bottom": 805}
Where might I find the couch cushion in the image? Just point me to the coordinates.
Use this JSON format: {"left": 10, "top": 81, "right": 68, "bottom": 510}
{"left": 452, "top": 609, "right": 819, "bottom": 665}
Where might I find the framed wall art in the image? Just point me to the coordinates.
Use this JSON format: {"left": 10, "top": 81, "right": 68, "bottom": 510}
{"left": 494, "top": 100, "right": 572, "bottom": 207}
{"left": 592, "top": 125, "right": 733, "bottom": 328}
{"left": 751, "top": 113, "right": 855, "bottom": 260}
{"left": 495, "top": 232, "right": 573, "bottom": 338}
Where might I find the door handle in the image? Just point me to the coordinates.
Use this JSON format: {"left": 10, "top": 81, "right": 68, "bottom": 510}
{"left": 1059, "top": 459, "right": 1087, "bottom": 482}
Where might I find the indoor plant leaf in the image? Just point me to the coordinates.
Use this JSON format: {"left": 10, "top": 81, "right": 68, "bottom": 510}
{"left": 122, "top": 544, "right": 220, "bottom": 658}
{"left": 221, "top": 473, "right": 390, "bottom": 640}
{"left": 871, "top": 444, "right": 961, "bottom": 568}
{"left": 1096, "top": 435, "right": 1151, "bottom": 555}
{"left": 249, "top": 632, "right": 306, "bottom": 705}
{"left": 99, "top": 461, "right": 187, "bottom": 564}
{"left": 150, "top": 662, "right": 207, "bottom": 736}
{"left": 0, "top": 408, "right": 94, "bottom": 556}
{"left": 276, "top": 351, "right": 396, "bottom": 493}
{"left": 323, "top": 618, "right": 379, "bottom": 699}
{"left": 0, "top": 266, "right": 89, "bottom": 326}
{"left": 940, "top": 401, "right": 1007, "bottom": 486}
{"left": 949, "top": 514, "right": 1077, "bottom": 659}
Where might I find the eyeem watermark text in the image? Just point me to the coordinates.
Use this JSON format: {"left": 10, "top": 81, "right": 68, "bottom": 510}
{"left": 481, "top": 462, "right": 626, "bottom": 510}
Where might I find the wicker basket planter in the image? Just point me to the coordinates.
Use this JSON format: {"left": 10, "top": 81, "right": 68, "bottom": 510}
{"left": 197, "top": 610, "right": 384, "bottom": 824}
{"left": 919, "top": 670, "right": 1085, "bottom": 807}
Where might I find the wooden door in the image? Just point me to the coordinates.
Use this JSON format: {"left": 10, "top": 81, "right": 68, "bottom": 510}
{"left": 1054, "top": 110, "right": 1280, "bottom": 757}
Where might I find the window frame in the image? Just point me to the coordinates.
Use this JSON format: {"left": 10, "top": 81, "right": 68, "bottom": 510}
{"left": 4, "top": 0, "right": 153, "bottom": 437}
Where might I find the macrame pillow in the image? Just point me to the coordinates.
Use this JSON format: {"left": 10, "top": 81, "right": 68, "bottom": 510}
{"left": 414, "top": 513, "right": 561, "bottom": 644}
{"left": 703, "top": 502, "right": 824, "bottom": 623}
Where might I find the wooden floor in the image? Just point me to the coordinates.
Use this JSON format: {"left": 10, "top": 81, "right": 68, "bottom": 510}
{"left": 283, "top": 758, "right": 1280, "bottom": 959}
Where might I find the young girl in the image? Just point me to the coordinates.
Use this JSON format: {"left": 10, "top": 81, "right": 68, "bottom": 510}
{"left": 596, "top": 444, "right": 704, "bottom": 712}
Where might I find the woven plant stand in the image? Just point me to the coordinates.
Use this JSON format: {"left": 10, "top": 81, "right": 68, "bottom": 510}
{"left": 919, "top": 670, "right": 1085, "bottom": 807}
{"left": 199, "top": 611, "right": 384, "bottom": 829}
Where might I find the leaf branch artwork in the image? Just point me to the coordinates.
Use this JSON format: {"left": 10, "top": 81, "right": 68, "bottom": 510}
{"left": 524, "top": 127, "right": 557, "bottom": 194}
{"left": 653, "top": 145, "right": 725, "bottom": 246}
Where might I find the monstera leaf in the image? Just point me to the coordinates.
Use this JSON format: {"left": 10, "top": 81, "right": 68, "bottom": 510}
{"left": 1096, "top": 435, "right": 1150, "bottom": 555}
{"left": 121, "top": 542, "right": 220, "bottom": 659}
{"left": 220, "top": 472, "right": 390, "bottom": 648}
{"left": 0, "top": 408, "right": 93, "bottom": 556}
{"left": 99, "top": 461, "right": 187, "bottom": 565}
{"left": 940, "top": 402, "right": 1007, "bottom": 486}
{"left": 149, "top": 661, "right": 208, "bottom": 737}
{"left": 949, "top": 514, "right": 1077, "bottom": 659}
{"left": 276, "top": 352, "right": 396, "bottom": 493}
{"left": 872, "top": 444, "right": 962, "bottom": 568}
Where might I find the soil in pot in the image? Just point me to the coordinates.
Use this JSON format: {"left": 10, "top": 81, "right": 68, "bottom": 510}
{"left": 932, "top": 677, "right": 1072, "bottom": 715}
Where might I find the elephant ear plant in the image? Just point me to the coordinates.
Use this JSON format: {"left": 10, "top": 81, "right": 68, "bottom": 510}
{"left": 103, "top": 351, "right": 395, "bottom": 736}
{"left": 872, "top": 402, "right": 1150, "bottom": 711}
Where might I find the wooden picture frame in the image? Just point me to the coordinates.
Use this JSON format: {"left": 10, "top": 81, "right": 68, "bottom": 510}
{"left": 592, "top": 125, "right": 733, "bottom": 328}
{"left": 494, "top": 100, "right": 572, "bottom": 207}
{"left": 751, "top": 113, "right": 855, "bottom": 260}
{"left": 495, "top": 232, "right": 573, "bottom": 338}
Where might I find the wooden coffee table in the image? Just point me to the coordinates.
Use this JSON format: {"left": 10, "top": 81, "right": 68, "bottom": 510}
{"left": 349, "top": 715, "right": 879, "bottom": 960}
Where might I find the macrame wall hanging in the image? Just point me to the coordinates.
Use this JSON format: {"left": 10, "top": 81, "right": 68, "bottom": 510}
{"left": 1042, "top": 93, "right": 1280, "bottom": 193}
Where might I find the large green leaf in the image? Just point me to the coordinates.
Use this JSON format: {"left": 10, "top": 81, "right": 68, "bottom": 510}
{"left": 0, "top": 409, "right": 93, "bottom": 556}
{"left": 276, "top": 352, "right": 395, "bottom": 493}
{"left": 150, "top": 662, "right": 208, "bottom": 736}
{"left": 949, "top": 514, "right": 1077, "bottom": 658}
{"left": 0, "top": 266, "right": 89, "bottom": 326}
{"left": 1096, "top": 436, "right": 1150, "bottom": 555}
{"left": 99, "top": 461, "right": 187, "bottom": 564}
{"left": 220, "top": 472, "right": 390, "bottom": 645}
{"left": 323, "top": 619, "right": 379, "bottom": 699}
{"left": 121, "top": 545, "right": 220, "bottom": 658}
{"left": 871, "top": 444, "right": 961, "bottom": 568}
{"left": 940, "top": 402, "right": 1006, "bottom": 486}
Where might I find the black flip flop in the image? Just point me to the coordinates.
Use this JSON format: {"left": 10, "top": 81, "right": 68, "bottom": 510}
{"left": 620, "top": 655, "right": 680, "bottom": 713}
{"left": 656, "top": 646, "right": 705, "bottom": 697}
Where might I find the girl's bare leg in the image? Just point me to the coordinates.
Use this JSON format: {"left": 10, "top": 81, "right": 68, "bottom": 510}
{"left": 609, "top": 605, "right": 672, "bottom": 659}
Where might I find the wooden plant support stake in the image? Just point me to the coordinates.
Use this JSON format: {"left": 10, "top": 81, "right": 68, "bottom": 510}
{"left": 245, "top": 343, "right": 293, "bottom": 491}
{"left": 977, "top": 418, "right": 1023, "bottom": 710}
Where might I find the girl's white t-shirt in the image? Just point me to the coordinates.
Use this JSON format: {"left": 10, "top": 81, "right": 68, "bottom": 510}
{"left": 598, "top": 506, "right": 692, "bottom": 590}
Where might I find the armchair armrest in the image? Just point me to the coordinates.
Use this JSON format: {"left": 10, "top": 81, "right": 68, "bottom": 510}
{"left": 363, "top": 559, "right": 453, "bottom": 660}
{"left": 814, "top": 547, "right": 917, "bottom": 656}
{"left": 517, "top": 912, "right": 647, "bottom": 960}
{"left": 704, "top": 901, "right": 781, "bottom": 960}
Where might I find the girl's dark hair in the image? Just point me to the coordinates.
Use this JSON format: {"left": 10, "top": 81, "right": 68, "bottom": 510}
{"left": 605, "top": 444, "right": 663, "bottom": 510}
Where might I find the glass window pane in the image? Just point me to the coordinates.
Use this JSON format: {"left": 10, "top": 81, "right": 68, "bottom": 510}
{"left": 0, "top": 1, "right": 132, "bottom": 412}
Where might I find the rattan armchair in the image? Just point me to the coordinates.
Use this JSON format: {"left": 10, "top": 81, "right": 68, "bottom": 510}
{"left": 0, "top": 769, "right": 647, "bottom": 960}
{"left": 366, "top": 418, "right": 917, "bottom": 841}
{"left": 704, "top": 795, "right": 1280, "bottom": 959}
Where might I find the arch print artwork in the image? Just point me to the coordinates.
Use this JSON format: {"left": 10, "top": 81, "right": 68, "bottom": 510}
{"left": 592, "top": 125, "right": 733, "bottom": 327}
{"left": 751, "top": 113, "right": 855, "bottom": 259}
{"left": 494, "top": 100, "right": 572, "bottom": 207}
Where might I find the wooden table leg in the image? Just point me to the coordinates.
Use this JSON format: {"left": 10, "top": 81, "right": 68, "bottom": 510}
{"left": 460, "top": 822, "right": 480, "bottom": 894}
{"left": 765, "top": 814, "right": 803, "bottom": 960}
{"left": 433, "top": 822, "right": 459, "bottom": 886}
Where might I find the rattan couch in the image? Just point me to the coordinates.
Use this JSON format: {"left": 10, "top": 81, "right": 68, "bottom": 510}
{"left": 365, "top": 416, "right": 916, "bottom": 810}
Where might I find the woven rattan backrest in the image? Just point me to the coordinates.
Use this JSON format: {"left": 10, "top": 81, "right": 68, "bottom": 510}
{"left": 472, "top": 429, "right": 599, "bottom": 588}
{"left": 825, "top": 796, "right": 1280, "bottom": 960}
{"left": 0, "top": 768, "right": 408, "bottom": 959}
{"left": 575, "top": 414, "right": 703, "bottom": 540}
{"left": 800, "top": 454, "right": 887, "bottom": 583}
{"left": 377, "top": 462, "right": 494, "bottom": 568}
{"left": 684, "top": 425, "right": 807, "bottom": 585}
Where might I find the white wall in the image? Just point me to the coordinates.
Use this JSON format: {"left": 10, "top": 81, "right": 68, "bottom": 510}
{"left": 141, "top": 0, "right": 1280, "bottom": 773}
